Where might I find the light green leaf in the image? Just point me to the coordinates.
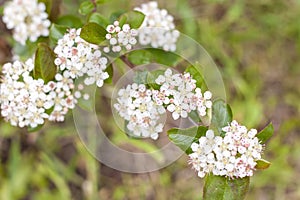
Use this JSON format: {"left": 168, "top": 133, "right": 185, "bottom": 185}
{"left": 49, "top": 24, "right": 68, "bottom": 44}
{"left": 56, "top": 15, "right": 83, "bottom": 28}
{"left": 128, "top": 50, "right": 152, "bottom": 65}
{"left": 133, "top": 70, "right": 148, "bottom": 84}
{"left": 80, "top": 22, "right": 106, "bottom": 44}
{"left": 119, "top": 10, "right": 145, "bottom": 29}
{"left": 146, "top": 69, "right": 165, "bottom": 90}
{"left": 167, "top": 126, "right": 208, "bottom": 154}
{"left": 104, "top": 64, "right": 113, "bottom": 84}
{"left": 34, "top": 43, "right": 57, "bottom": 83}
{"left": 185, "top": 65, "right": 208, "bottom": 90}
{"left": 95, "top": 0, "right": 109, "bottom": 4}
{"left": 203, "top": 175, "right": 249, "bottom": 200}
{"left": 211, "top": 99, "right": 233, "bottom": 136}
{"left": 255, "top": 159, "right": 271, "bottom": 170}
{"left": 78, "top": 1, "right": 94, "bottom": 15}
{"left": 256, "top": 122, "right": 274, "bottom": 143}
{"left": 88, "top": 13, "right": 109, "bottom": 28}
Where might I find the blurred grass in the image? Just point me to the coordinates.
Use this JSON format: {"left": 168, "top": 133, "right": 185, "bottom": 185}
{"left": 0, "top": 0, "right": 300, "bottom": 199}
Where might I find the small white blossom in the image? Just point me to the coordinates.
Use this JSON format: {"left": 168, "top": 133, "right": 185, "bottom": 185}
{"left": 2, "top": 0, "right": 51, "bottom": 45}
{"left": 135, "top": 1, "right": 180, "bottom": 51}
{"left": 114, "top": 83, "right": 166, "bottom": 140}
{"left": 54, "top": 28, "right": 109, "bottom": 88}
{"left": 103, "top": 21, "right": 138, "bottom": 53}
{"left": 189, "top": 121, "right": 264, "bottom": 179}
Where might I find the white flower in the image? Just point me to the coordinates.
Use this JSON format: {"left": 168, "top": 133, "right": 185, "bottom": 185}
{"left": 188, "top": 122, "right": 264, "bottom": 179}
{"left": 2, "top": 0, "right": 51, "bottom": 45}
{"left": 103, "top": 21, "right": 138, "bottom": 53}
{"left": 114, "top": 83, "right": 166, "bottom": 140}
{"left": 135, "top": 1, "right": 180, "bottom": 51}
{"left": 54, "top": 28, "right": 109, "bottom": 88}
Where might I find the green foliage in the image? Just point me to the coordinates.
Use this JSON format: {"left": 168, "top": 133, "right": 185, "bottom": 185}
{"left": 133, "top": 70, "right": 148, "bottom": 84}
{"left": 118, "top": 11, "right": 145, "bottom": 29}
{"left": 146, "top": 69, "right": 165, "bottom": 90}
{"left": 203, "top": 175, "right": 249, "bottom": 200}
{"left": 256, "top": 122, "right": 274, "bottom": 144}
{"left": 104, "top": 64, "right": 113, "bottom": 84}
{"left": 80, "top": 22, "right": 107, "bottom": 44}
{"left": 55, "top": 15, "right": 83, "bottom": 28}
{"left": 128, "top": 49, "right": 180, "bottom": 66}
{"left": 49, "top": 24, "right": 68, "bottom": 44}
{"left": 38, "top": 0, "right": 53, "bottom": 15}
{"left": 78, "top": 1, "right": 95, "bottom": 16}
{"left": 34, "top": 43, "right": 57, "bottom": 83}
{"left": 167, "top": 126, "right": 208, "bottom": 154}
{"left": 255, "top": 159, "right": 271, "bottom": 170}
{"left": 185, "top": 65, "right": 208, "bottom": 90}
{"left": 211, "top": 99, "right": 233, "bottom": 136}
{"left": 88, "top": 13, "right": 110, "bottom": 28}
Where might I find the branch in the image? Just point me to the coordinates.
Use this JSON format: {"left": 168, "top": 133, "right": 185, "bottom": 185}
{"left": 120, "top": 55, "right": 136, "bottom": 68}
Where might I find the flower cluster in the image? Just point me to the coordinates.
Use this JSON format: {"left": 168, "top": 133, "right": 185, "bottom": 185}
{"left": 114, "top": 69, "right": 212, "bottom": 139}
{"left": 135, "top": 1, "right": 180, "bottom": 51}
{"left": 155, "top": 69, "right": 212, "bottom": 120}
{"left": 2, "top": 0, "right": 51, "bottom": 45}
{"left": 103, "top": 21, "right": 138, "bottom": 53}
{"left": 114, "top": 83, "right": 165, "bottom": 140}
{"left": 189, "top": 120, "right": 264, "bottom": 179}
{"left": 0, "top": 59, "right": 80, "bottom": 127}
{"left": 54, "top": 28, "right": 109, "bottom": 88}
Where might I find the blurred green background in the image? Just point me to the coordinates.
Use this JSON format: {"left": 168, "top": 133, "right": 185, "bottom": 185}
{"left": 0, "top": 0, "right": 300, "bottom": 199}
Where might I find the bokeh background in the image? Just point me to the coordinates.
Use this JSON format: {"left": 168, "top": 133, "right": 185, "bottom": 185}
{"left": 0, "top": 0, "right": 300, "bottom": 199}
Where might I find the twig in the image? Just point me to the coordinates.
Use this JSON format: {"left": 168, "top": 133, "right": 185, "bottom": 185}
{"left": 120, "top": 55, "right": 136, "bottom": 68}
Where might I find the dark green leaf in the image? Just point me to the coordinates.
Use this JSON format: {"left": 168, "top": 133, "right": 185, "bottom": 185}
{"left": 167, "top": 126, "right": 208, "bottom": 154}
{"left": 188, "top": 110, "right": 202, "bottom": 124}
{"left": 110, "top": 10, "right": 126, "bottom": 22}
{"left": 256, "top": 122, "right": 274, "bottom": 143}
{"left": 34, "top": 43, "right": 57, "bottom": 83}
{"left": 203, "top": 175, "right": 249, "bottom": 200}
{"left": 185, "top": 65, "right": 208, "bottom": 90}
{"left": 128, "top": 50, "right": 152, "bottom": 65}
{"left": 119, "top": 11, "right": 145, "bottom": 29}
{"left": 80, "top": 22, "right": 106, "bottom": 44}
{"left": 146, "top": 70, "right": 165, "bottom": 90}
{"left": 78, "top": 1, "right": 95, "bottom": 15}
{"left": 56, "top": 15, "right": 83, "bottom": 28}
{"left": 89, "top": 13, "right": 109, "bottom": 28}
{"left": 49, "top": 24, "right": 68, "bottom": 44}
{"left": 255, "top": 159, "right": 271, "bottom": 170}
{"left": 147, "top": 49, "right": 180, "bottom": 66}
{"left": 133, "top": 70, "right": 148, "bottom": 84}
{"left": 211, "top": 99, "right": 233, "bottom": 136}
{"left": 104, "top": 64, "right": 113, "bottom": 84}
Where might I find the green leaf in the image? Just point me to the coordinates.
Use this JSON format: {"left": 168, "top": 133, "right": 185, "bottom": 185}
{"left": 255, "top": 159, "right": 271, "bottom": 170}
{"left": 34, "top": 43, "right": 57, "bottom": 83}
{"left": 133, "top": 70, "right": 148, "bottom": 84}
{"left": 256, "top": 122, "right": 274, "bottom": 143}
{"left": 147, "top": 49, "right": 180, "bottom": 66}
{"left": 146, "top": 70, "right": 165, "bottom": 90}
{"left": 128, "top": 50, "right": 152, "bottom": 65}
{"left": 95, "top": 0, "right": 109, "bottom": 4}
{"left": 119, "top": 11, "right": 145, "bottom": 29}
{"left": 104, "top": 64, "right": 113, "bottom": 84}
{"left": 88, "top": 13, "right": 109, "bottom": 28}
{"left": 49, "top": 24, "right": 68, "bottom": 44}
{"left": 185, "top": 65, "right": 208, "bottom": 90}
{"left": 203, "top": 175, "right": 249, "bottom": 200}
{"left": 56, "top": 15, "right": 83, "bottom": 28}
{"left": 110, "top": 10, "right": 126, "bottom": 22}
{"left": 78, "top": 1, "right": 95, "bottom": 15}
{"left": 188, "top": 110, "right": 202, "bottom": 124}
{"left": 211, "top": 99, "right": 233, "bottom": 136}
{"left": 0, "top": 6, "right": 4, "bottom": 15}
{"left": 80, "top": 22, "right": 106, "bottom": 44}
{"left": 167, "top": 126, "right": 208, "bottom": 154}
